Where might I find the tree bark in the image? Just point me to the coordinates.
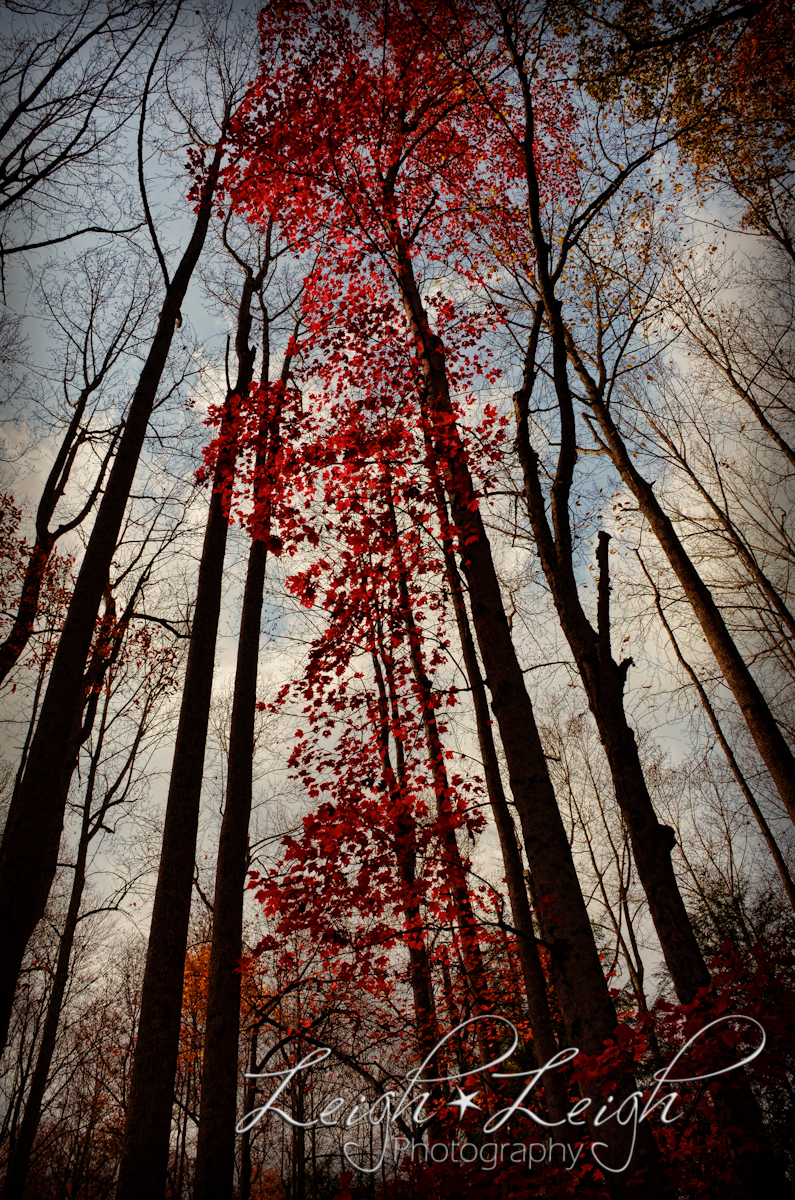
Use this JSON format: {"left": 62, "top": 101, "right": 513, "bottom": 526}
{"left": 516, "top": 374, "right": 710, "bottom": 1002}
{"left": 384, "top": 494, "right": 490, "bottom": 1016}
{"left": 372, "top": 647, "right": 441, "bottom": 1067}
{"left": 192, "top": 247, "right": 275, "bottom": 1200}
{"left": 437, "top": 490, "right": 571, "bottom": 1123}
{"left": 192, "top": 535, "right": 268, "bottom": 1200}
{"left": 239, "top": 1029, "right": 258, "bottom": 1200}
{"left": 0, "top": 781, "right": 92, "bottom": 1200}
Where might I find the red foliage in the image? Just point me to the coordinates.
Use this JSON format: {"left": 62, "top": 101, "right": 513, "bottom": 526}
{"left": 0, "top": 493, "right": 75, "bottom": 674}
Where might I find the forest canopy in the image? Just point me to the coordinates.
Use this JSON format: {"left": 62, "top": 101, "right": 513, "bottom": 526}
{"left": 0, "top": 1, "right": 794, "bottom": 1197}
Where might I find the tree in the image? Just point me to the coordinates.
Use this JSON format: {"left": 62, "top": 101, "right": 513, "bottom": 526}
{"left": 1, "top": 593, "right": 180, "bottom": 1200}
{"left": 194, "top": 220, "right": 301, "bottom": 1200}
{"left": 548, "top": 0, "right": 795, "bottom": 822}
{"left": 0, "top": 0, "right": 173, "bottom": 265}
{"left": 3, "top": 2, "right": 795, "bottom": 1195}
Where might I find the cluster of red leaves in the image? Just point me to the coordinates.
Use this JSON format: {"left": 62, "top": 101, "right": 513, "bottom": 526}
{"left": 245, "top": 435, "right": 488, "bottom": 969}
{"left": 570, "top": 935, "right": 795, "bottom": 1196}
{"left": 0, "top": 494, "right": 27, "bottom": 605}
{"left": 225, "top": 0, "right": 578, "bottom": 264}
{"left": 0, "top": 493, "right": 75, "bottom": 674}
{"left": 201, "top": 0, "right": 585, "bottom": 580}
{"left": 213, "top": 0, "right": 579, "bottom": 530}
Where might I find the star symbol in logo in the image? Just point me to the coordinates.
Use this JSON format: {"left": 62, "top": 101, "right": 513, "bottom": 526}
{"left": 448, "top": 1087, "right": 481, "bottom": 1117}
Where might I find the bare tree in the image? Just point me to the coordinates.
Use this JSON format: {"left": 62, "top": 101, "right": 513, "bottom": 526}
{"left": 0, "top": 0, "right": 175, "bottom": 268}
{"left": 0, "top": 247, "right": 159, "bottom": 684}
{"left": 115, "top": 25, "right": 276, "bottom": 1177}
{"left": 194, "top": 220, "right": 301, "bottom": 1200}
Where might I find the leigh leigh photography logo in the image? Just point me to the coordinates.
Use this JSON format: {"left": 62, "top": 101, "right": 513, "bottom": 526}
{"left": 236, "top": 1013, "right": 766, "bottom": 1175}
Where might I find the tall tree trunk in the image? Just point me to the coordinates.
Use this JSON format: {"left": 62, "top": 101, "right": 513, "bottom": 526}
{"left": 383, "top": 494, "right": 490, "bottom": 1015}
{"left": 192, "top": 248, "right": 275, "bottom": 1200}
{"left": 371, "top": 648, "right": 441, "bottom": 1068}
{"left": 436, "top": 489, "right": 570, "bottom": 1123}
{"left": 115, "top": 261, "right": 259, "bottom": 1200}
{"left": 516, "top": 359, "right": 711, "bottom": 1002}
{"left": 384, "top": 225, "right": 662, "bottom": 1189}
{"left": 0, "top": 141, "right": 226, "bottom": 1056}
{"left": 192, "top": 535, "right": 268, "bottom": 1200}
{"left": 373, "top": 635, "right": 446, "bottom": 1139}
